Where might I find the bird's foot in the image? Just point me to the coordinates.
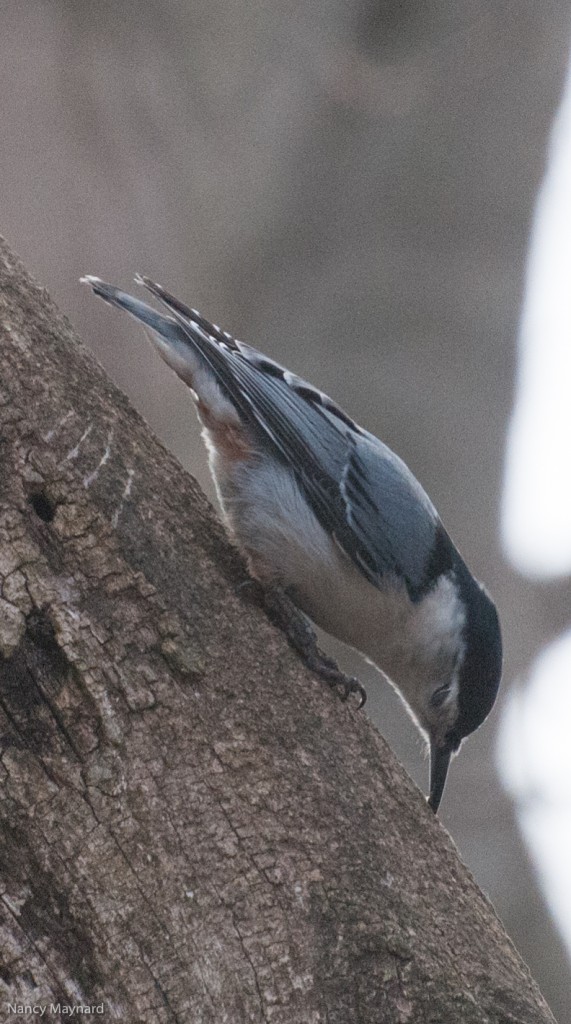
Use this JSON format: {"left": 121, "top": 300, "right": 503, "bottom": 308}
{"left": 249, "top": 583, "right": 366, "bottom": 709}
{"left": 302, "top": 652, "right": 367, "bottom": 708}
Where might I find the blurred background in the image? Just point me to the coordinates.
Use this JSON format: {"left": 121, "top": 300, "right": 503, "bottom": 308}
{"left": 1, "top": 1, "right": 570, "bottom": 1017}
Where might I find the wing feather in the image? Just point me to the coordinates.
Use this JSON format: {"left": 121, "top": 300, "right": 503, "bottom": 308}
{"left": 89, "top": 275, "right": 441, "bottom": 599}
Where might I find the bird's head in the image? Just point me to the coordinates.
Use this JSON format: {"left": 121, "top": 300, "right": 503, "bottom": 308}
{"left": 424, "top": 564, "right": 502, "bottom": 811}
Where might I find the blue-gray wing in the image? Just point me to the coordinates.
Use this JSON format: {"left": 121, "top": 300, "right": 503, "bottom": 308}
{"left": 339, "top": 432, "right": 443, "bottom": 595}
{"left": 208, "top": 349, "right": 443, "bottom": 597}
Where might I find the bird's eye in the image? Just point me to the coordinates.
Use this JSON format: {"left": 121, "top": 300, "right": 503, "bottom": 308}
{"left": 430, "top": 683, "right": 451, "bottom": 708}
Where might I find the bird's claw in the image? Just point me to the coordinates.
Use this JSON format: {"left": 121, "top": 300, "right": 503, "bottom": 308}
{"left": 310, "top": 660, "right": 367, "bottom": 709}
{"left": 342, "top": 676, "right": 367, "bottom": 709}
{"left": 239, "top": 580, "right": 367, "bottom": 710}
{"left": 235, "top": 577, "right": 264, "bottom": 600}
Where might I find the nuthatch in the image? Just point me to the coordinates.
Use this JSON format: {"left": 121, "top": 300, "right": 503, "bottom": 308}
{"left": 82, "top": 274, "right": 502, "bottom": 812}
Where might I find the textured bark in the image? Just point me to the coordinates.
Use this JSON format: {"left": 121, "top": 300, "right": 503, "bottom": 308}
{"left": 0, "top": 237, "right": 556, "bottom": 1023}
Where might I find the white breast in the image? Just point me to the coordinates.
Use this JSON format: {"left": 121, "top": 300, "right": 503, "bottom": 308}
{"left": 208, "top": 449, "right": 464, "bottom": 704}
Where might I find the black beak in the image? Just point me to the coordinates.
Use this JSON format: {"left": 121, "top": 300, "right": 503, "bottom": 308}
{"left": 428, "top": 740, "right": 452, "bottom": 813}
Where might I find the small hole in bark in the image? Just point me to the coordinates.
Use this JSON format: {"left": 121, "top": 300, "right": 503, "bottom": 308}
{"left": 27, "top": 609, "right": 60, "bottom": 652}
{"left": 29, "top": 491, "right": 56, "bottom": 523}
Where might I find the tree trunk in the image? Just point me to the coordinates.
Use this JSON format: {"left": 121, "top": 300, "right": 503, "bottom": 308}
{"left": 0, "top": 237, "right": 555, "bottom": 1023}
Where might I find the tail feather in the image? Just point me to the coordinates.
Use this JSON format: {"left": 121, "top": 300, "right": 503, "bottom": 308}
{"left": 81, "top": 274, "right": 243, "bottom": 427}
{"left": 134, "top": 274, "right": 235, "bottom": 348}
{"left": 80, "top": 275, "right": 184, "bottom": 343}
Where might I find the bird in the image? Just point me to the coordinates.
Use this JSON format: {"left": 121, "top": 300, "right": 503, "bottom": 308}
{"left": 81, "top": 273, "right": 502, "bottom": 812}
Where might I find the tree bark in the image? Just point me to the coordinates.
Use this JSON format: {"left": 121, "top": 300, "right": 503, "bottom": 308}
{"left": 0, "top": 237, "right": 555, "bottom": 1023}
